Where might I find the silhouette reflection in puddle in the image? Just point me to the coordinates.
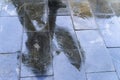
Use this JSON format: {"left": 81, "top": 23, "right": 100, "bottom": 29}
{"left": 11, "top": 0, "right": 84, "bottom": 75}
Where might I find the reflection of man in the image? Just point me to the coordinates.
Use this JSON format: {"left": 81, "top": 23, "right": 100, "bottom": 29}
{"left": 12, "top": 0, "right": 84, "bottom": 74}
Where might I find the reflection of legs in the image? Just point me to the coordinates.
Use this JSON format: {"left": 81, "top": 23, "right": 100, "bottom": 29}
{"left": 11, "top": 0, "right": 83, "bottom": 73}
{"left": 49, "top": 0, "right": 83, "bottom": 70}
{"left": 55, "top": 28, "right": 83, "bottom": 70}
{"left": 23, "top": 32, "right": 51, "bottom": 74}
{"left": 48, "top": 0, "right": 66, "bottom": 38}
{"left": 11, "top": 0, "right": 52, "bottom": 74}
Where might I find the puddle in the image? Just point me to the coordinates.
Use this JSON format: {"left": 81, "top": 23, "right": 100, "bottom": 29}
{"left": 0, "top": 0, "right": 85, "bottom": 79}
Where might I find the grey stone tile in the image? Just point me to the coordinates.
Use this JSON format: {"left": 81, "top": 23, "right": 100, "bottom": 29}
{"left": 69, "top": 0, "right": 88, "bottom": 3}
{"left": 21, "top": 32, "right": 53, "bottom": 77}
{"left": 55, "top": 16, "right": 74, "bottom": 31}
{"left": 23, "top": 2, "right": 48, "bottom": 32}
{"left": 76, "top": 30, "right": 114, "bottom": 73}
{"left": 21, "top": 76, "right": 53, "bottom": 80}
{"left": 87, "top": 72, "right": 119, "bottom": 80}
{"left": 0, "top": 0, "right": 6, "bottom": 5}
{"left": 21, "top": 62, "right": 53, "bottom": 77}
{"left": 108, "top": 48, "right": 120, "bottom": 62}
{"left": 114, "top": 61, "right": 120, "bottom": 79}
{"left": 0, "top": 53, "right": 19, "bottom": 80}
{"left": 111, "top": 2, "right": 120, "bottom": 23}
{"left": 108, "top": 0, "right": 120, "bottom": 2}
{"left": 76, "top": 30, "right": 104, "bottom": 48}
{"left": 111, "top": 2, "right": 120, "bottom": 16}
{"left": 0, "top": 1, "right": 18, "bottom": 17}
{"left": 0, "top": 5, "right": 1, "bottom": 12}
{"left": 9, "top": 0, "right": 46, "bottom": 4}
{"left": 88, "top": 0, "right": 113, "bottom": 14}
{"left": 49, "top": 0, "right": 70, "bottom": 16}
{"left": 53, "top": 52, "right": 86, "bottom": 80}
{"left": 95, "top": 15, "right": 120, "bottom": 47}
{"left": 25, "top": 3, "right": 47, "bottom": 19}
{"left": 25, "top": 0, "right": 47, "bottom": 3}
{"left": 57, "top": 0, "right": 70, "bottom": 16}
{"left": 0, "top": 17, "right": 23, "bottom": 53}
{"left": 70, "top": 1, "right": 97, "bottom": 29}
{"left": 108, "top": 48, "right": 120, "bottom": 79}
{"left": 54, "top": 30, "right": 80, "bottom": 50}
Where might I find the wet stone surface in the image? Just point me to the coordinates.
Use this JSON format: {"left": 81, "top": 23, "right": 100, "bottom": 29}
{"left": 111, "top": 2, "right": 120, "bottom": 23}
{"left": 70, "top": 1, "right": 97, "bottom": 29}
{"left": 54, "top": 16, "right": 74, "bottom": 31}
{"left": 95, "top": 15, "right": 120, "bottom": 47}
{"left": 111, "top": 2, "right": 120, "bottom": 16}
{"left": 0, "top": 1, "right": 18, "bottom": 17}
{"left": 48, "top": 0, "right": 70, "bottom": 16}
{"left": 24, "top": 3, "right": 48, "bottom": 32}
{"left": 87, "top": 72, "right": 119, "bottom": 80}
{"left": 0, "top": 0, "right": 120, "bottom": 80}
{"left": 0, "top": 53, "right": 19, "bottom": 80}
{"left": 0, "top": 17, "right": 23, "bottom": 53}
{"left": 21, "top": 32, "right": 53, "bottom": 77}
{"left": 21, "top": 76, "right": 53, "bottom": 80}
{"left": 53, "top": 52, "right": 85, "bottom": 80}
{"left": 108, "top": 48, "right": 120, "bottom": 79}
{"left": 76, "top": 30, "right": 114, "bottom": 73}
{"left": 88, "top": 0, "right": 113, "bottom": 14}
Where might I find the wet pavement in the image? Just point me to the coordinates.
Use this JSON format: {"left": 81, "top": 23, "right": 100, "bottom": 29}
{"left": 0, "top": 0, "right": 120, "bottom": 80}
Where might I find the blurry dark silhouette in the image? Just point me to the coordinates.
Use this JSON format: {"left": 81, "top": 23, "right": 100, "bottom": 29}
{"left": 11, "top": 0, "right": 84, "bottom": 75}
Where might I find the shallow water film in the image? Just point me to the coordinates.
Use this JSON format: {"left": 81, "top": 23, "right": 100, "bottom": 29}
{"left": 0, "top": 0, "right": 120, "bottom": 80}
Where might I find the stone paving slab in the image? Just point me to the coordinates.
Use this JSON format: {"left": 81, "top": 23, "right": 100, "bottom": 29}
{"left": 108, "top": 48, "right": 120, "bottom": 79}
{"left": 52, "top": 0, "right": 70, "bottom": 16}
{"left": 95, "top": 15, "right": 120, "bottom": 47}
{"left": 21, "top": 76, "right": 53, "bottom": 80}
{"left": 55, "top": 16, "right": 74, "bottom": 31}
{"left": 21, "top": 32, "right": 53, "bottom": 77}
{"left": 0, "top": 0, "right": 120, "bottom": 80}
{"left": 21, "top": 63, "right": 53, "bottom": 77}
{"left": 76, "top": 30, "right": 114, "bottom": 73}
{"left": 0, "top": 17, "right": 23, "bottom": 53}
{"left": 111, "top": 2, "right": 120, "bottom": 16}
{"left": 0, "top": 1, "right": 18, "bottom": 17}
{"left": 87, "top": 72, "right": 119, "bottom": 80}
{"left": 111, "top": 2, "right": 120, "bottom": 23}
{"left": 53, "top": 52, "right": 86, "bottom": 80}
{"left": 70, "top": 1, "right": 97, "bottom": 30}
{"left": 88, "top": 0, "right": 113, "bottom": 14}
{"left": 0, "top": 53, "right": 19, "bottom": 80}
